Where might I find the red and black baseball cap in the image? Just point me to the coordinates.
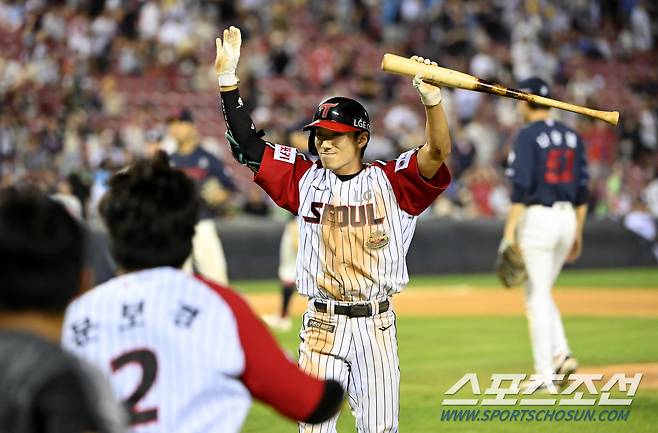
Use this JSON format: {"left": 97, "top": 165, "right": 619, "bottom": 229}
{"left": 303, "top": 97, "right": 370, "bottom": 155}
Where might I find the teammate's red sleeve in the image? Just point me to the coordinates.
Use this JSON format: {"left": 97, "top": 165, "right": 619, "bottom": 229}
{"left": 254, "top": 144, "right": 313, "bottom": 214}
{"left": 374, "top": 148, "right": 451, "bottom": 216}
{"left": 201, "top": 277, "right": 342, "bottom": 422}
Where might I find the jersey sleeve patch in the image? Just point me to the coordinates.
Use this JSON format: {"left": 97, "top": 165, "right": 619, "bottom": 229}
{"left": 254, "top": 145, "right": 313, "bottom": 214}
{"left": 273, "top": 144, "right": 297, "bottom": 164}
{"left": 394, "top": 149, "right": 414, "bottom": 172}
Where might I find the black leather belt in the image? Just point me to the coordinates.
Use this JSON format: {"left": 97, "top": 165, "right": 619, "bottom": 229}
{"left": 314, "top": 300, "right": 389, "bottom": 317}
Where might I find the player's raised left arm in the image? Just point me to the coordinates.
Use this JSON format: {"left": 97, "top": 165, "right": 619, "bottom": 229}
{"left": 374, "top": 59, "right": 451, "bottom": 216}
{"left": 215, "top": 27, "right": 312, "bottom": 214}
{"left": 411, "top": 56, "right": 452, "bottom": 179}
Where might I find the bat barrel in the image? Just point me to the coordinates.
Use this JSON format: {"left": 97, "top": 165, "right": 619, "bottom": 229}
{"left": 381, "top": 53, "right": 620, "bottom": 126}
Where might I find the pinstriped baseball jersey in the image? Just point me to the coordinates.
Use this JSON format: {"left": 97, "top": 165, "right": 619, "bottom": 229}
{"left": 255, "top": 144, "right": 451, "bottom": 302}
{"left": 61, "top": 267, "right": 328, "bottom": 433}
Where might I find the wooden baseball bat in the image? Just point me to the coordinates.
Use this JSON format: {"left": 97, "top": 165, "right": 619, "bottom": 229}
{"left": 381, "top": 53, "right": 619, "bottom": 126}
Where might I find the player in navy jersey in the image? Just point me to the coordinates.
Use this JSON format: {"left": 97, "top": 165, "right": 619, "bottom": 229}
{"left": 216, "top": 26, "right": 451, "bottom": 432}
{"left": 502, "top": 77, "right": 589, "bottom": 391}
{"left": 168, "top": 108, "right": 234, "bottom": 285}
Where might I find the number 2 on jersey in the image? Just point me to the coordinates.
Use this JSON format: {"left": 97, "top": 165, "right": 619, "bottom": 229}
{"left": 545, "top": 148, "right": 575, "bottom": 184}
{"left": 111, "top": 348, "right": 159, "bottom": 426}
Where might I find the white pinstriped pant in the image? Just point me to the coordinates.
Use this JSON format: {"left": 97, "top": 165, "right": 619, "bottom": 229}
{"left": 519, "top": 203, "right": 576, "bottom": 382}
{"left": 298, "top": 300, "right": 399, "bottom": 433}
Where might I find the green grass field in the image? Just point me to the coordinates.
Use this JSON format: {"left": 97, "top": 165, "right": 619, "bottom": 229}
{"left": 232, "top": 267, "right": 658, "bottom": 294}
{"left": 238, "top": 268, "right": 658, "bottom": 432}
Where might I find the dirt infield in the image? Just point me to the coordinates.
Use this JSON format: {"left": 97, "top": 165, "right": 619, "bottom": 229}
{"left": 579, "top": 363, "right": 658, "bottom": 390}
{"left": 246, "top": 287, "right": 658, "bottom": 318}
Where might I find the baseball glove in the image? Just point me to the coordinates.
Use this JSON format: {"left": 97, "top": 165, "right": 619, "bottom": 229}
{"left": 495, "top": 240, "right": 527, "bottom": 288}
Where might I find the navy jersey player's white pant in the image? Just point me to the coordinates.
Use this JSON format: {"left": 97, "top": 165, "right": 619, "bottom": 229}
{"left": 519, "top": 203, "right": 576, "bottom": 383}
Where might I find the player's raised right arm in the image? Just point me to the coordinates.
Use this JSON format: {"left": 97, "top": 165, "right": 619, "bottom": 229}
{"left": 216, "top": 26, "right": 265, "bottom": 173}
{"left": 215, "top": 26, "right": 313, "bottom": 214}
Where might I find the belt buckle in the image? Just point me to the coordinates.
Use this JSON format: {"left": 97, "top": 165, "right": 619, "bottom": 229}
{"left": 349, "top": 304, "right": 370, "bottom": 317}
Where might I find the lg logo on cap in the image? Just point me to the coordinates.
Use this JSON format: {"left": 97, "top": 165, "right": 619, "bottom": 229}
{"left": 353, "top": 118, "right": 369, "bottom": 129}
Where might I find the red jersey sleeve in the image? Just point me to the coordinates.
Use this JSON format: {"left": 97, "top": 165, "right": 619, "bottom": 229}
{"left": 373, "top": 148, "right": 451, "bottom": 216}
{"left": 254, "top": 144, "right": 314, "bottom": 214}
{"left": 201, "top": 278, "right": 330, "bottom": 422}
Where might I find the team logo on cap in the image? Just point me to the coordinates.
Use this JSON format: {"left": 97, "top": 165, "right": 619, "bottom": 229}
{"left": 319, "top": 102, "right": 339, "bottom": 118}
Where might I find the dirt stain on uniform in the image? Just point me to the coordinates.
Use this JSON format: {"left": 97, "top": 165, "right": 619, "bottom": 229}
{"left": 318, "top": 186, "right": 386, "bottom": 301}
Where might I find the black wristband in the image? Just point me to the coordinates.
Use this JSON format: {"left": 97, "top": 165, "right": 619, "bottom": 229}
{"left": 304, "top": 379, "right": 344, "bottom": 424}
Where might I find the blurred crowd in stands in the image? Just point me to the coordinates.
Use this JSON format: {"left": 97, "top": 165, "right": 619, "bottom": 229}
{"left": 1, "top": 0, "right": 657, "bottom": 242}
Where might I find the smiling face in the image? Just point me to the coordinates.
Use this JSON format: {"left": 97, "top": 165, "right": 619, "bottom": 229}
{"left": 315, "top": 128, "right": 368, "bottom": 176}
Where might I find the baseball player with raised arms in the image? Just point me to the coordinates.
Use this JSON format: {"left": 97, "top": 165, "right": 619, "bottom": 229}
{"left": 501, "top": 77, "right": 589, "bottom": 390}
{"left": 216, "top": 27, "right": 451, "bottom": 432}
{"left": 61, "top": 153, "right": 344, "bottom": 432}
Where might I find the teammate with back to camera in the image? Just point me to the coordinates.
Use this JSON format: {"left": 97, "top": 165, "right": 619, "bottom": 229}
{"left": 216, "top": 26, "right": 452, "bottom": 432}
{"left": 61, "top": 152, "right": 345, "bottom": 433}
{"left": 501, "top": 77, "right": 589, "bottom": 391}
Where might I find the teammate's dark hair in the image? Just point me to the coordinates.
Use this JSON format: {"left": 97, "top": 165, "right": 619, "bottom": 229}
{"left": 99, "top": 151, "right": 199, "bottom": 271}
{"left": 0, "top": 186, "right": 84, "bottom": 313}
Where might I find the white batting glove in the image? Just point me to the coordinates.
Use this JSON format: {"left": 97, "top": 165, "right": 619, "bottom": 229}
{"left": 411, "top": 55, "right": 442, "bottom": 107}
{"left": 215, "top": 26, "right": 242, "bottom": 88}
